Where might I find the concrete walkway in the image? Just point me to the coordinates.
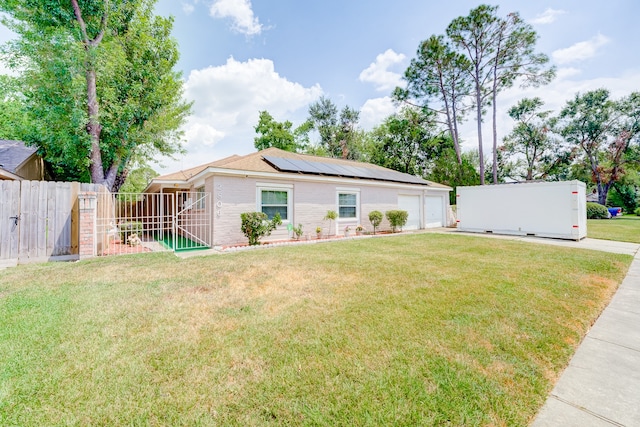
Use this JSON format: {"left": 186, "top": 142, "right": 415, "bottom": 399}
{"left": 532, "top": 246, "right": 640, "bottom": 426}
{"left": 433, "top": 228, "right": 639, "bottom": 256}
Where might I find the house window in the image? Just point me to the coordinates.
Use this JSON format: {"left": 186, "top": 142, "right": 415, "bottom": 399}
{"left": 195, "top": 186, "right": 206, "bottom": 209}
{"left": 338, "top": 192, "right": 358, "bottom": 219}
{"left": 260, "top": 189, "right": 289, "bottom": 220}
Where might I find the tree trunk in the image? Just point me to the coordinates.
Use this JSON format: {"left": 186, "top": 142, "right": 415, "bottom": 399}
{"left": 475, "top": 82, "right": 485, "bottom": 185}
{"left": 441, "top": 84, "right": 462, "bottom": 165}
{"left": 86, "top": 67, "right": 104, "bottom": 185}
{"left": 491, "top": 90, "right": 498, "bottom": 184}
{"left": 597, "top": 182, "right": 610, "bottom": 206}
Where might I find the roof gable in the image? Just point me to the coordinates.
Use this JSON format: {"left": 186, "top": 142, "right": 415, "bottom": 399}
{"left": 0, "top": 140, "right": 38, "bottom": 173}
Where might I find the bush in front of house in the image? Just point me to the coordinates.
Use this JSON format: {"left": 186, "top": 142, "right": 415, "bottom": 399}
{"left": 324, "top": 210, "right": 337, "bottom": 236}
{"left": 385, "top": 210, "right": 409, "bottom": 232}
{"left": 586, "top": 202, "right": 610, "bottom": 219}
{"left": 240, "top": 212, "right": 282, "bottom": 245}
{"left": 119, "top": 221, "right": 143, "bottom": 242}
{"left": 368, "top": 210, "right": 383, "bottom": 234}
{"left": 292, "top": 223, "right": 304, "bottom": 240}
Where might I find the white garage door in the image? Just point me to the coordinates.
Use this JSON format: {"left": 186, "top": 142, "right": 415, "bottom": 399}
{"left": 425, "top": 196, "right": 444, "bottom": 228}
{"left": 398, "top": 195, "right": 421, "bottom": 230}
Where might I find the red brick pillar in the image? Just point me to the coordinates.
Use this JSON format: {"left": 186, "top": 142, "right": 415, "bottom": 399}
{"left": 78, "top": 191, "right": 97, "bottom": 259}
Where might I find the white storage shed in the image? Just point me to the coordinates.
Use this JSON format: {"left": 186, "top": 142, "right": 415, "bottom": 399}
{"left": 456, "top": 180, "right": 587, "bottom": 241}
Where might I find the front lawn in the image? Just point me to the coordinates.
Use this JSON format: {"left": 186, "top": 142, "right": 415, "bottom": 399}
{"left": 588, "top": 214, "right": 640, "bottom": 243}
{"left": 0, "top": 234, "right": 631, "bottom": 426}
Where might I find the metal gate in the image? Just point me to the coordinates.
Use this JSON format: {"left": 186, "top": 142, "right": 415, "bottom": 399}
{"left": 96, "top": 190, "right": 212, "bottom": 256}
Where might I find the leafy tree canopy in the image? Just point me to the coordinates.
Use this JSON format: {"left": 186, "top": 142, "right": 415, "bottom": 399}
{"left": 556, "top": 88, "right": 640, "bottom": 204}
{"left": 253, "top": 110, "right": 298, "bottom": 152}
{"left": 501, "top": 97, "right": 571, "bottom": 181}
{"left": 306, "top": 96, "right": 361, "bottom": 159}
{"left": 0, "top": 0, "right": 191, "bottom": 191}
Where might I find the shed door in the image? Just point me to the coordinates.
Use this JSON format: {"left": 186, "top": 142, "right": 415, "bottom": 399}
{"left": 398, "top": 195, "right": 421, "bottom": 230}
{"left": 425, "top": 196, "right": 444, "bottom": 228}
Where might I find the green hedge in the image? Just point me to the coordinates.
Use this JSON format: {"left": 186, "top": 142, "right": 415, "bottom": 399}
{"left": 385, "top": 210, "right": 409, "bottom": 232}
{"left": 586, "top": 202, "right": 609, "bottom": 219}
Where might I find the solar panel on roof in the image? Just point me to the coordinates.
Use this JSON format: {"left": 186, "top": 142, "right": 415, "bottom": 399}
{"left": 263, "top": 155, "right": 430, "bottom": 186}
{"left": 337, "top": 165, "right": 364, "bottom": 177}
{"left": 297, "top": 159, "right": 327, "bottom": 174}
{"left": 263, "top": 156, "right": 302, "bottom": 173}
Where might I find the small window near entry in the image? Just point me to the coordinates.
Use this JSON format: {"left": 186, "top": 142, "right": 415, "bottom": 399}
{"left": 261, "top": 190, "right": 288, "bottom": 220}
{"left": 195, "top": 186, "right": 206, "bottom": 209}
{"left": 338, "top": 193, "right": 357, "bottom": 218}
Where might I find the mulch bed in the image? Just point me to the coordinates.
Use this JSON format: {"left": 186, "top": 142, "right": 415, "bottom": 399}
{"left": 101, "top": 241, "right": 153, "bottom": 256}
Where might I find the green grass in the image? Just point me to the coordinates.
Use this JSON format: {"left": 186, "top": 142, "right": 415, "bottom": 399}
{"left": 588, "top": 214, "right": 640, "bottom": 243}
{"left": 0, "top": 234, "right": 632, "bottom": 426}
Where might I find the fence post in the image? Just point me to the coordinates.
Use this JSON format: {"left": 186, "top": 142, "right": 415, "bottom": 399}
{"left": 78, "top": 191, "right": 97, "bottom": 259}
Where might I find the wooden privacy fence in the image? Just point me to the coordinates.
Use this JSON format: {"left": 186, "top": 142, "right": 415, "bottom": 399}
{"left": 0, "top": 180, "right": 104, "bottom": 267}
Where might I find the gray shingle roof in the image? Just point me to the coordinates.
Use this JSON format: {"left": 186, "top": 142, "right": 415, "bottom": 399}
{"left": 0, "top": 140, "right": 38, "bottom": 173}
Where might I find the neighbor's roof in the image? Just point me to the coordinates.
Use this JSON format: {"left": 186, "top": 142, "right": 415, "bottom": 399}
{"left": 151, "top": 147, "right": 451, "bottom": 189}
{"left": 0, "top": 140, "right": 38, "bottom": 173}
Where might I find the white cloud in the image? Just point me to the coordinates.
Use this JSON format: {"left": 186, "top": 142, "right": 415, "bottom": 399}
{"left": 359, "top": 49, "right": 406, "bottom": 92}
{"left": 552, "top": 33, "right": 610, "bottom": 64}
{"left": 359, "top": 97, "right": 398, "bottom": 130}
{"left": 181, "top": 2, "right": 195, "bottom": 15}
{"left": 530, "top": 8, "right": 566, "bottom": 25}
{"left": 157, "top": 57, "right": 322, "bottom": 172}
{"left": 209, "top": 0, "right": 263, "bottom": 36}
{"left": 556, "top": 67, "right": 582, "bottom": 80}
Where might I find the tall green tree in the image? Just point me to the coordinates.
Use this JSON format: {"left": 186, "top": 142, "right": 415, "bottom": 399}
{"left": 557, "top": 89, "right": 640, "bottom": 205}
{"left": 446, "top": 4, "right": 500, "bottom": 184}
{"left": 394, "top": 35, "right": 471, "bottom": 165}
{"left": 486, "top": 10, "right": 554, "bottom": 183}
{"left": 306, "top": 96, "right": 361, "bottom": 159}
{"left": 447, "top": 4, "right": 552, "bottom": 184}
{"left": 307, "top": 96, "right": 337, "bottom": 151}
{"left": 369, "top": 107, "right": 440, "bottom": 175}
{"left": 501, "top": 97, "right": 570, "bottom": 181}
{"left": 253, "top": 110, "right": 297, "bottom": 152}
{"left": 0, "top": 77, "right": 30, "bottom": 140}
{"left": 427, "top": 148, "right": 480, "bottom": 204}
{"left": 118, "top": 165, "right": 159, "bottom": 194}
{"left": 0, "top": 0, "right": 191, "bottom": 190}
{"left": 335, "top": 105, "right": 360, "bottom": 159}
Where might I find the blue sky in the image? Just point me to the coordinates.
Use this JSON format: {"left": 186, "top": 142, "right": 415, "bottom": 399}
{"left": 2, "top": 1, "right": 640, "bottom": 173}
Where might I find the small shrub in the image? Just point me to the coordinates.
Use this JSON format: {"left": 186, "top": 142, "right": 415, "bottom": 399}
{"left": 386, "top": 210, "right": 409, "bottom": 232}
{"left": 292, "top": 224, "right": 303, "bottom": 239}
{"left": 368, "top": 210, "right": 383, "bottom": 234}
{"left": 240, "top": 212, "right": 282, "bottom": 245}
{"left": 324, "top": 210, "right": 337, "bottom": 235}
{"left": 119, "top": 221, "right": 143, "bottom": 242}
{"left": 586, "top": 202, "right": 609, "bottom": 219}
{"left": 635, "top": 207, "right": 640, "bottom": 216}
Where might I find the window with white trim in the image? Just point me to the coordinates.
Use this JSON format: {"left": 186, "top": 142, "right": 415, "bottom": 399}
{"left": 338, "top": 191, "right": 358, "bottom": 219}
{"left": 195, "top": 186, "right": 206, "bottom": 210}
{"left": 258, "top": 186, "right": 291, "bottom": 221}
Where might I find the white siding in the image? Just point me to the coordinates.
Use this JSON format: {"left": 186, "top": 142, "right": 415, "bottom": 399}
{"left": 206, "top": 174, "right": 451, "bottom": 246}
